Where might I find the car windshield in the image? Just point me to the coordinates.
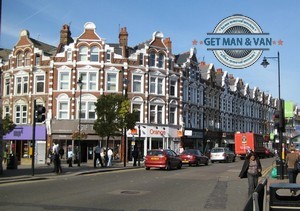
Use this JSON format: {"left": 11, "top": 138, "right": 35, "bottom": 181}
{"left": 147, "top": 150, "right": 163, "bottom": 156}
{"left": 211, "top": 148, "right": 224, "bottom": 153}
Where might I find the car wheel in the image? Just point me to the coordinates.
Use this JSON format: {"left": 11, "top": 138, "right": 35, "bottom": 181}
{"left": 177, "top": 162, "right": 182, "bottom": 169}
{"left": 166, "top": 162, "right": 171, "bottom": 170}
{"left": 145, "top": 167, "right": 150, "bottom": 170}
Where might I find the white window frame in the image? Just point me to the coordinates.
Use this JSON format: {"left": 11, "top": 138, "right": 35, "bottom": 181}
{"left": 24, "top": 51, "right": 31, "bottom": 66}
{"left": 105, "top": 71, "right": 118, "bottom": 92}
{"left": 90, "top": 46, "right": 99, "bottom": 62}
{"left": 150, "top": 76, "right": 164, "bottom": 95}
{"left": 132, "top": 74, "right": 143, "bottom": 93}
{"left": 15, "top": 104, "right": 27, "bottom": 124}
{"left": 169, "top": 105, "right": 177, "bottom": 125}
{"left": 58, "top": 71, "right": 70, "bottom": 90}
{"left": 149, "top": 52, "right": 155, "bottom": 67}
{"left": 158, "top": 53, "right": 164, "bottom": 68}
{"left": 78, "top": 71, "right": 98, "bottom": 91}
{"left": 15, "top": 75, "right": 28, "bottom": 95}
{"left": 79, "top": 46, "right": 88, "bottom": 62}
{"left": 35, "top": 74, "right": 45, "bottom": 93}
{"left": 4, "top": 77, "right": 10, "bottom": 96}
{"left": 17, "top": 53, "right": 22, "bottom": 67}
{"left": 57, "top": 101, "right": 69, "bottom": 119}
{"left": 149, "top": 104, "right": 164, "bottom": 124}
{"left": 169, "top": 79, "right": 177, "bottom": 97}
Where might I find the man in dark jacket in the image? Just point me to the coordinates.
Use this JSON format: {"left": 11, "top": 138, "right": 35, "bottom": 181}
{"left": 239, "top": 152, "right": 262, "bottom": 196}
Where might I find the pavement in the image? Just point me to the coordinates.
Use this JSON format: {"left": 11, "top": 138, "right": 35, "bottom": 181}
{"left": 0, "top": 160, "right": 140, "bottom": 185}
{"left": 1, "top": 160, "right": 299, "bottom": 211}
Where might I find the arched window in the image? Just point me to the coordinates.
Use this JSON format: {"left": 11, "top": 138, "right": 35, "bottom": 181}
{"left": 24, "top": 51, "right": 31, "bottom": 66}
{"left": 17, "top": 53, "right": 22, "bottom": 67}
{"left": 158, "top": 53, "right": 164, "bottom": 68}
{"left": 79, "top": 46, "right": 88, "bottom": 61}
{"left": 90, "top": 46, "right": 99, "bottom": 62}
{"left": 149, "top": 52, "right": 155, "bottom": 67}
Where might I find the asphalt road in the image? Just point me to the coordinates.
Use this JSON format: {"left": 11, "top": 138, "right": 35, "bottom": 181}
{"left": 0, "top": 157, "right": 274, "bottom": 211}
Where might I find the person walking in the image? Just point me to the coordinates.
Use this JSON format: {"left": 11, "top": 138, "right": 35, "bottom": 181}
{"left": 107, "top": 148, "right": 113, "bottom": 167}
{"left": 132, "top": 145, "right": 138, "bottom": 166}
{"left": 67, "top": 149, "right": 73, "bottom": 167}
{"left": 286, "top": 145, "right": 299, "bottom": 195}
{"left": 239, "top": 151, "right": 262, "bottom": 196}
{"left": 94, "top": 145, "right": 103, "bottom": 167}
{"left": 53, "top": 143, "right": 62, "bottom": 174}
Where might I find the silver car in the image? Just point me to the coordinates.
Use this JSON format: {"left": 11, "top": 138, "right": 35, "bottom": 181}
{"left": 210, "top": 147, "right": 236, "bottom": 163}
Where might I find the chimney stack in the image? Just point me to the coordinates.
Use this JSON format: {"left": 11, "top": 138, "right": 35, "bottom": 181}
{"left": 60, "top": 24, "right": 73, "bottom": 45}
{"left": 164, "top": 37, "right": 172, "bottom": 53}
{"left": 119, "top": 27, "right": 128, "bottom": 47}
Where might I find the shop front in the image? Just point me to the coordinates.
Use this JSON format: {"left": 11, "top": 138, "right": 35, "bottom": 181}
{"left": 181, "top": 129, "right": 204, "bottom": 152}
{"left": 51, "top": 120, "right": 121, "bottom": 164}
{"left": 3, "top": 125, "right": 47, "bottom": 165}
{"left": 127, "top": 126, "right": 181, "bottom": 159}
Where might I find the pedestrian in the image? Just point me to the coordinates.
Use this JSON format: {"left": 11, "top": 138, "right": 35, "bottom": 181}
{"left": 58, "top": 147, "right": 65, "bottom": 159}
{"left": 132, "top": 145, "right": 138, "bottom": 166}
{"left": 53, "top": 143, "right": 62, "bottom": 174}
{"left": 94, "top": 145, "right": 103, "bottom": 167}
{"left": 67, "top": 149, "right": 73, "bottom": 167}
{"left": 107, "top": 148, "right": 113, "bottom": 167}
{"left": 286, "top": 145, "right": 299, "bottom": 196}
{"left": 239, "top": 151, "right": 262, "bottom": 196}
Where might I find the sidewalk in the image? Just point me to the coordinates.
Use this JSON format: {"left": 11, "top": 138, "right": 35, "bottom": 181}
{"left": 0, "top": 160, "right": 141, "bottom": 184}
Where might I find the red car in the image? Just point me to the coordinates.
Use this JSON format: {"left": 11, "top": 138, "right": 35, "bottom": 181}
{"left": 180, "top": 149, "right": 209, "bottom": 166}
{"left": 144, "top": 149, "right": 182, "bottom": 170}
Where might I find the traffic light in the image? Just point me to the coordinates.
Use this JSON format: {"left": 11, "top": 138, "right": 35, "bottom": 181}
{"left": 36, "top": 105, "right": 46, "bottom": 122}
{"left": 273, "top": 110, "right": 281, "bottom": 130}
{"left": 279, "top": 100, "right": 285, "bottom": 132}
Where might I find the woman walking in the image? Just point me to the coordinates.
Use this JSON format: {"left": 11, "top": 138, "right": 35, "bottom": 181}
{"left": 239, "top": 151, "right": 262, "bottom": 196}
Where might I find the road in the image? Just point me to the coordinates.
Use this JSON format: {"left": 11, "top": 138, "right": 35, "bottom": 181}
{"left": 0, "top": 157, "right": 274, "bottom": 211}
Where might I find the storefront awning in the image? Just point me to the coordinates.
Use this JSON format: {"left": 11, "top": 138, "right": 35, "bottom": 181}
{"left": 4, "top": 125, "right": 46, "bottom": 141}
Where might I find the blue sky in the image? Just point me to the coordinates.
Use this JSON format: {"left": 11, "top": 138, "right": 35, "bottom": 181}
{"left": 1, "top": 0, "right": 300, "bottom": 105}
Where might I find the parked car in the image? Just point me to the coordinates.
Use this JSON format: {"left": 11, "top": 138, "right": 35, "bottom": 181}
{"left": 180, "top": 149, "right": 209, "bottom": 166}
{"left": 264, "top": 148, "right": 274, "bottom": 158}
{"left": 210, "top": 147, "right": 236, "bottom": 163}
{"left": 144, "top": 149, "right": 182, "bottom": 170}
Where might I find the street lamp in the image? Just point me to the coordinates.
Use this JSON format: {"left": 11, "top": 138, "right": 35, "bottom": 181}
{"left": 77, "top": 76, "right": 83, "bottom": 167}
{"left": 261, "top": 51, "right": 285, "bottom": 180}
{"left": 122, "top": 77, "right": 128, "bottom": 167}
{"left": 138, "top": 125, "right": 141, "bottom": 167}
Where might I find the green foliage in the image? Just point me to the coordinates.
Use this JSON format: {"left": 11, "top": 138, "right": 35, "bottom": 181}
{"left": 93, "top": 93, "right": 139, "bottom": 139}
{"left": 2, "top": 115, "right": 16, "bottom": 135}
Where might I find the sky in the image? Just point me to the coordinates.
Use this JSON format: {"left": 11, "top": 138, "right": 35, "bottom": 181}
{"left": 1, "top": 0, "right": 300, "bottom": 105}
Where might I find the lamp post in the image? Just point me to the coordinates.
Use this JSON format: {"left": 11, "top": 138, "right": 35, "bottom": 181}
{"left": 77, "top": 76, "right": 83, "bottom": 167}
{"left": 122, "top": 77, "right": 128, "bottom": 167}
{"left": 261, "top": 51, "right": 285, "bottom": 180}
{"left": 138, "top": 125, "right": 141, "bottom": 166}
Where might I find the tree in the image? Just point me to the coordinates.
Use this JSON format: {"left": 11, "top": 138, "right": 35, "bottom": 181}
{"left": 0, "top": 114, "right": 16, "bottom": 175}
{"left": 93, "top": 94, "right": 138, "bottom": 164}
